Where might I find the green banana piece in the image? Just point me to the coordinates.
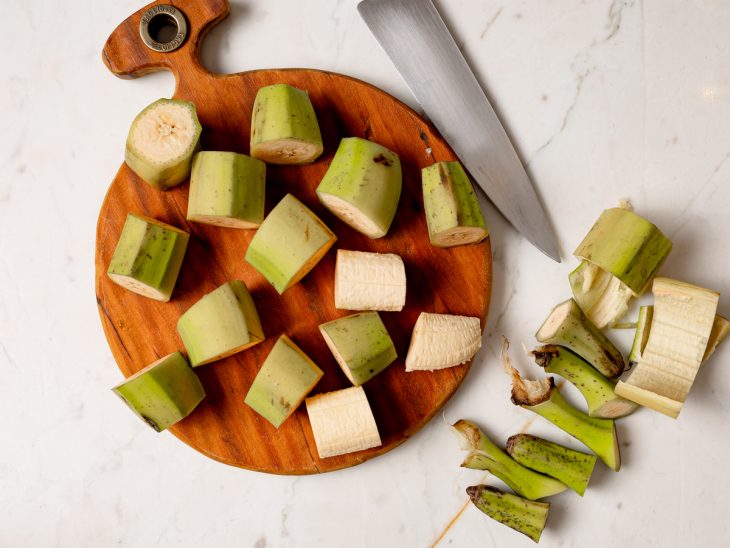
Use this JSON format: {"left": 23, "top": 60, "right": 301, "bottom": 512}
{"left": 573, "top": 206, "right": 672, "bottom": 295}
{"left": 319, "top": 312, "right": 397, "bottom": 386}
{"left": 125, "top": 98, "right": 202, "bottom": 190}
{"left": 187, "top": 151, "right": 265, "bottom": 229}
{"left": 244, "top": 335, "right": 323, "bottom": 428}
{"left": 466, "top": 485, "right": 549, "bottom": 543}
{"left": 250, "top": 83, "right": 323, "bottom": 165}
{"left": 506, "top": 433, "right": 597, "bottom": 496}
{"left": 107, "top": 213, "right": 189, "bottom": 302}
{"left": 421, "top": 161, "right": 488, "bottom": 247}
{"left": 112, "top": 351, "right": 205, "bottom": 432}
{"left": 316, "top": 137, "right": 402, "bottom": 239}
{"left": 177, "top": 280, "right": 264, "bottom": 367}
{"left": 245, "top": 193, "right": 337, "bottom": 294}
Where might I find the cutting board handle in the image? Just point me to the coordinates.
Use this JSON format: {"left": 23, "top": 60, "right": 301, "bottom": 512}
{"left": 102, "top": 0, "right": 228, "bottom": 82}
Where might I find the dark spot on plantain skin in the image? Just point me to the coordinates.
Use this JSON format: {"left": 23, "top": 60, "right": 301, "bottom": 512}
{"left": 142, "top": 415, "right": 161, "bottom": 432}
{"left": 438, "top": 163, "right": 450, "bottom": 187}
{"left": 373, "top": 154, "right": 393, "bottom": 167}
{"left": 602, "top": 347, "right": 623, "bottom": 376}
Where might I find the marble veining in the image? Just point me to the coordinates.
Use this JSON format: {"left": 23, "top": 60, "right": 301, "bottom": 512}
{"left": 1, "top": 0, "right": 729, "bottom": 546}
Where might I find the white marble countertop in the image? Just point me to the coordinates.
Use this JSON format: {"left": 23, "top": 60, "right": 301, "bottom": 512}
{"left": 2, "top": 0, "right": 729, "bottom": 546}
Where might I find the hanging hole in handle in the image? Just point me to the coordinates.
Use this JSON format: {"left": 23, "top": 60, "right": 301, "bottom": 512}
{"left": 139, "top": 5, "right": 188, "bottom": 53}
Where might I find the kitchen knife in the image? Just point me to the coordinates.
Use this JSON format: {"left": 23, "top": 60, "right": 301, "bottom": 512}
{"left": 358, "top": 0, "right": 561, "bottom": 261}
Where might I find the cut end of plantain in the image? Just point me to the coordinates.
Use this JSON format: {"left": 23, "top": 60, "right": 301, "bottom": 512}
{"left": 186, "top": 215, "right": 261, "bottom": 229}
{"left": 125, "top": 98, "right": 202, "bottom": 190}
{"left": 614, "top": 382, "right": 682, "bottom": 418}
{"left": 535, "top": 299, "right": 573, "bottom": 341}
{"left": 591, "top": 397, "right": 640, "bottom": 420}
{"left": 430, "top": 225, "right": 489, "bottom": 247}
{"left": 318, "top": 193, "right": 386, "bottom": 238}
{"left": 107, "top": 274, "right": 164, "bottom": 301}
{"left": 535, "top": 299, "right": 625, "bottom": 379}
{"left": 250, "top": 84, "right": 323, "bottom": 165}
{"left": 251, "top": 138, "right": 323, "bottom": 165}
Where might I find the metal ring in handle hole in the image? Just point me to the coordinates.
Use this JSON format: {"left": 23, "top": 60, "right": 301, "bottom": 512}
{"left": 139, "top": 5, "right": 188, "bottom": 53}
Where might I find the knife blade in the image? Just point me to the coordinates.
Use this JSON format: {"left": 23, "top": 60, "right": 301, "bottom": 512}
{"left": 358, "top": 0, "right": 560, "bottom": 262}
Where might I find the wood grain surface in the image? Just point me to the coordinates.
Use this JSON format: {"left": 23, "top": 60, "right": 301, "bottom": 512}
{"left": 96, "top": 0, "right": 492, "bottom": 474}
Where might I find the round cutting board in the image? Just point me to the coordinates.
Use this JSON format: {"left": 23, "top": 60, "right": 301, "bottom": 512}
{"left": 96, "top": 0, "right": 492, "bottom": 474}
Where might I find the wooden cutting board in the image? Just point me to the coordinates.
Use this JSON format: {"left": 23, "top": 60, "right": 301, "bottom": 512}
{"left": 96, "top": 0, "right": 492, "bottom": 474}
